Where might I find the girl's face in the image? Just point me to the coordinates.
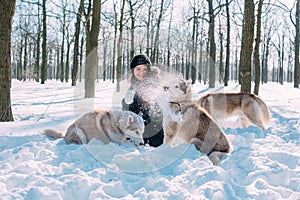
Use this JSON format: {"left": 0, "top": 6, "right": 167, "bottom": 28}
{"left": 133, "top": 64, "right": 148, "bottom": 80}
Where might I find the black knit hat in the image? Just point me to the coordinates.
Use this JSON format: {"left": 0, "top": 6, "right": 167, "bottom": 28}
{"left": 130, "top": 54, "right": 151, "bottom": 69}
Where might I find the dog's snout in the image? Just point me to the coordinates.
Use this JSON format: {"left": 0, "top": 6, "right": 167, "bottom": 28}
{"left": 163, "top": 86, "right": 170, "bottom": 91}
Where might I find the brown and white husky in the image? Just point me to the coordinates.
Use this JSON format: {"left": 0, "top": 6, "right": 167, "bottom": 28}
{"left": 198, "top": 92, "right": 271, "bottom": 130}
{"left": 42, "top": 109, "right": 145, "bottom": 145}
{"left": 160, "top": 79, "right": 231, "bottom": 165}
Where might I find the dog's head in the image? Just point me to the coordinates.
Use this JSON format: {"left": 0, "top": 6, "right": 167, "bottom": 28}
{"left": 120, "top": 111, "right": 145, "bottom": 146}
{"left": 164, "top": 78, "right": 192, "bottom": 103}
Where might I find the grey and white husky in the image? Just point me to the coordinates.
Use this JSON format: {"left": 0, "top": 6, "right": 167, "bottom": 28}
{"left": 43, "top": 109, "right": 144, "bottom": 145}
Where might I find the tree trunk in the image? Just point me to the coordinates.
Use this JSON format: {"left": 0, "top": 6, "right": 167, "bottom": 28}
{"left": 146, "top": 0, "right": 152, "bottom": 57}
{"left": 85, "top": 0, "right": 101, "bottom": 98}
{"left": 34, "top": 4, "right": 41, "bottom": 82}
{"left": 280, "top": 35, "right": 284, "bottom": 85}
{"left": 56, "top": 47, "right": 60, "bottom": 80}
{"left": 204, "top": 40, "right": 210, "bottom": 84}
{"left": 103, "top": 36, "right": 107, "bottom": 81}
{"left": 288, "top": 47, "right": 293, "bottom": 82}
{"left": 128, "top": 0, "right": 135, "bottom": 60}
{"left": 116, "top": 0, "right": 126, "bottom": 92}
{"left": 41, "top": 0, "right": 47, "bottom": 84}
{"left": 0, "top": 0, "right": 16, "bottom": 121}
{"left": 191, "top": 1, "right": 197, "bottom": 84}
{"left": 153, "top": 0, "right": 165, "bottom": 64}
{"left": 224, "top": 0, "right": 230, "bottom": 86}
{"left": 253, "top": 0, "right": 263, "bottom": 95}
{"left": 71, "top": 0, "right": 83, "bottom": 86}
{"left": 295, "top": 0, "right": 300, "bottom": 88}
{"left": 65, "top": 39, "right": 71, "bottom": 82}
{"left": 263, "top": 33, "right": 270, "bottom": 83}
{"left": 240, "top": 0, "right": 254, "bottom": 93}
{"left": 219, "top": 29, "right": 224, "bottom": 84}
{"left": 111, "top": 2, "right": 117, "bottom": 84}
{"left": 60, "top": 18, "right": 65, "bottom": 82}
{"left": 79, "top": 35, "right": 84, "bottom": 82}
{"left": 23, "top": 34, "right": 28, "bottom": 81}
{"left": 17, "top": 39, "right": 23, "bottom": 81}
{"left": 167, "top": 1, "right": 174, "bottom": 68}
{"left": 207, "top": 0, "right": 216, "bottom": 88}
{"left": 198, "top": 41, "right": 203, "bottom": 82}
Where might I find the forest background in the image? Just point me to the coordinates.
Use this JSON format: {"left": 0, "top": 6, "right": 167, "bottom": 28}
{"left": 0, "top": 0, "right": 299, "bottom": 121}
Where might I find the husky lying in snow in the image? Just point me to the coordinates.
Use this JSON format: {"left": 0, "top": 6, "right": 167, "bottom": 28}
{"left": 43, "top": 109, "right": 144, "bottom": 145}
{"left": 159, "top": 79, "right": 231, "bottom": 165}
{"left": 198, "top": 92, "right": 270, "bottom": 130}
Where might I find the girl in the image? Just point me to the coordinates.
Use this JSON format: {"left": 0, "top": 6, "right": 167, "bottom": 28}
{"left": 122, "top": 54, "right": 164, "bottom": 147}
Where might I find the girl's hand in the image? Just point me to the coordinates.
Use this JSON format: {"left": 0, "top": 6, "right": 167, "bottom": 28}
{"left": 124, "top": 89, "right": 136, "bottom": 104}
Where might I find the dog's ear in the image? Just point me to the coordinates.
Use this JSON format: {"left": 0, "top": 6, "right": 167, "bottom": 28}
{"left": 187, "top": 79, "right": 192, "bottom": 85}
{"left": 127, "top": 114, "right": 134, "bottom": 126}
{"left": 178, "top": 74, "right": 184, "bottom": 82}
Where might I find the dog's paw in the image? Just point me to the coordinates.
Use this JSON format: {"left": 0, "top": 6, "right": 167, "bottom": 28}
{"left": 208, "top": 151, "right": 224, "bottom": 165}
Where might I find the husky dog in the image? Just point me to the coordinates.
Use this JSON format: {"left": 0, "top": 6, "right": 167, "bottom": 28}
{"left": 161, "top": 79, "right": 231, "bottom": 165}
{"left": 42, "top": 109, "right": 144, "bottom": 145}
{"left": 198, "top": 92, "right": 270, "bottom": 130}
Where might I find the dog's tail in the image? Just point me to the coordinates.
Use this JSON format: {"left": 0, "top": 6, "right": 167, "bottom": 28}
{"left": 256, "top": 97, "right": 271, "bottom": 126}
{"left": 42, "top": 129, "right": 64, "bottom": 139}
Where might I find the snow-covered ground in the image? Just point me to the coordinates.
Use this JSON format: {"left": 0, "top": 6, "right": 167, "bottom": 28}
{"left": 0, "top": 78, "right": 299, "bottom": 200}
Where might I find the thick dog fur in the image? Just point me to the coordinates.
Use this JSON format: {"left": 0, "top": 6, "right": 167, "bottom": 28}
{"left": 162, "top": 79, "right": 231, "bottom": 165}
{"left": 198, "top": 92, "right": 270, "bottom": 130}
{"left": 42, "top": 109, "right": 144, "bottom": 145}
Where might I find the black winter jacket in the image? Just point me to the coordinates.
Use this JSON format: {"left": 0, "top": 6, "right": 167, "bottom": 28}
{"left": 122, "top": 86, "right": 164, "bottom": 147}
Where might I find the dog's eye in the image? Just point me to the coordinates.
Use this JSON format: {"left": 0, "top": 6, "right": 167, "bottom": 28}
{"left": 136, "top": 131, "right": 140, "bottom": 135}
{"left": 175, "top": 85, "right": 179, "bottom": 88}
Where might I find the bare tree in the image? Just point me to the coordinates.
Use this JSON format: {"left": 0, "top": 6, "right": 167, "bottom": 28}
{"left": 218, "top": 22, "right": 224, "bottom": 84}
{"left": 294, "top": 0, "right": 300, "bottom": 88}
{"left": 253, "top": 0, "right": 263, "bottom": 95}
{"left": 71, "top": 0, "right": 84, "bottom": 86}
{"left": 153, "top": 0, "right": 165, "bottom": 63}
{"left": 261, "top": 23, "right": 272, "bottom": 84}
{"left": 207, "top": 0, "right": 216, "bottom": 88}
{"left": 189, "top": 0, "right": 201, "bottom": 84}
{"left": 145, "top": 0, "right": 152, "bottom": 57}
{"left": 101, "top": 27, "right": 109, "bottom": 81}
{"left": 10, "top": 0, "right": 299, "bottom": 89}
{"left": 84, "top": 0, "right": 102, "bottom": 98}
{"left": 166, "top": 0, "right": 174, "bottom": 68}
{"left": 240, "top": 0, "right": 254, "bottom": 93}
{"left": 41, "top": 0, "right": 47, "bottom": 84}
{"left": 0, "top": 0, "right": 16, "bottom": 121}
{"left": 224, "top": 0, "right": 230, "bottom": 86}
{"left": 127, "top": 0, "right": 144, "bottom": 59}
{"left": 23, "top": 20, "right": 29, "bottom": 81}
{"left": 205, "top": 0, "right": 233, "bottom": 87}
{"left": 65, "top": 26, "right": 72, "bottom": 82}
{"left": 17, "top": 37, "right": 23, "bottom": 81}
{"left": 59, "top": 0, "right": 66, "bottom": 82}
{"left": 34, "top": 3, "right": 41, "bottom": 82}
{"left": 112, "top": 1, "right": 118, "bottom": 83}
{"left": 116, "top": 0, "right": 126, "bottom": 92}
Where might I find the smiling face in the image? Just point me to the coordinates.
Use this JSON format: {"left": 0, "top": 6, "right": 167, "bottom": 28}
{"left": 133, "top": 64, "right": 148, "bottom": 81}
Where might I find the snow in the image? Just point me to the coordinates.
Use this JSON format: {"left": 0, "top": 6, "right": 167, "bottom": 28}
{"left": 1, "top": 78, "right": 300, "bottom": 200}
